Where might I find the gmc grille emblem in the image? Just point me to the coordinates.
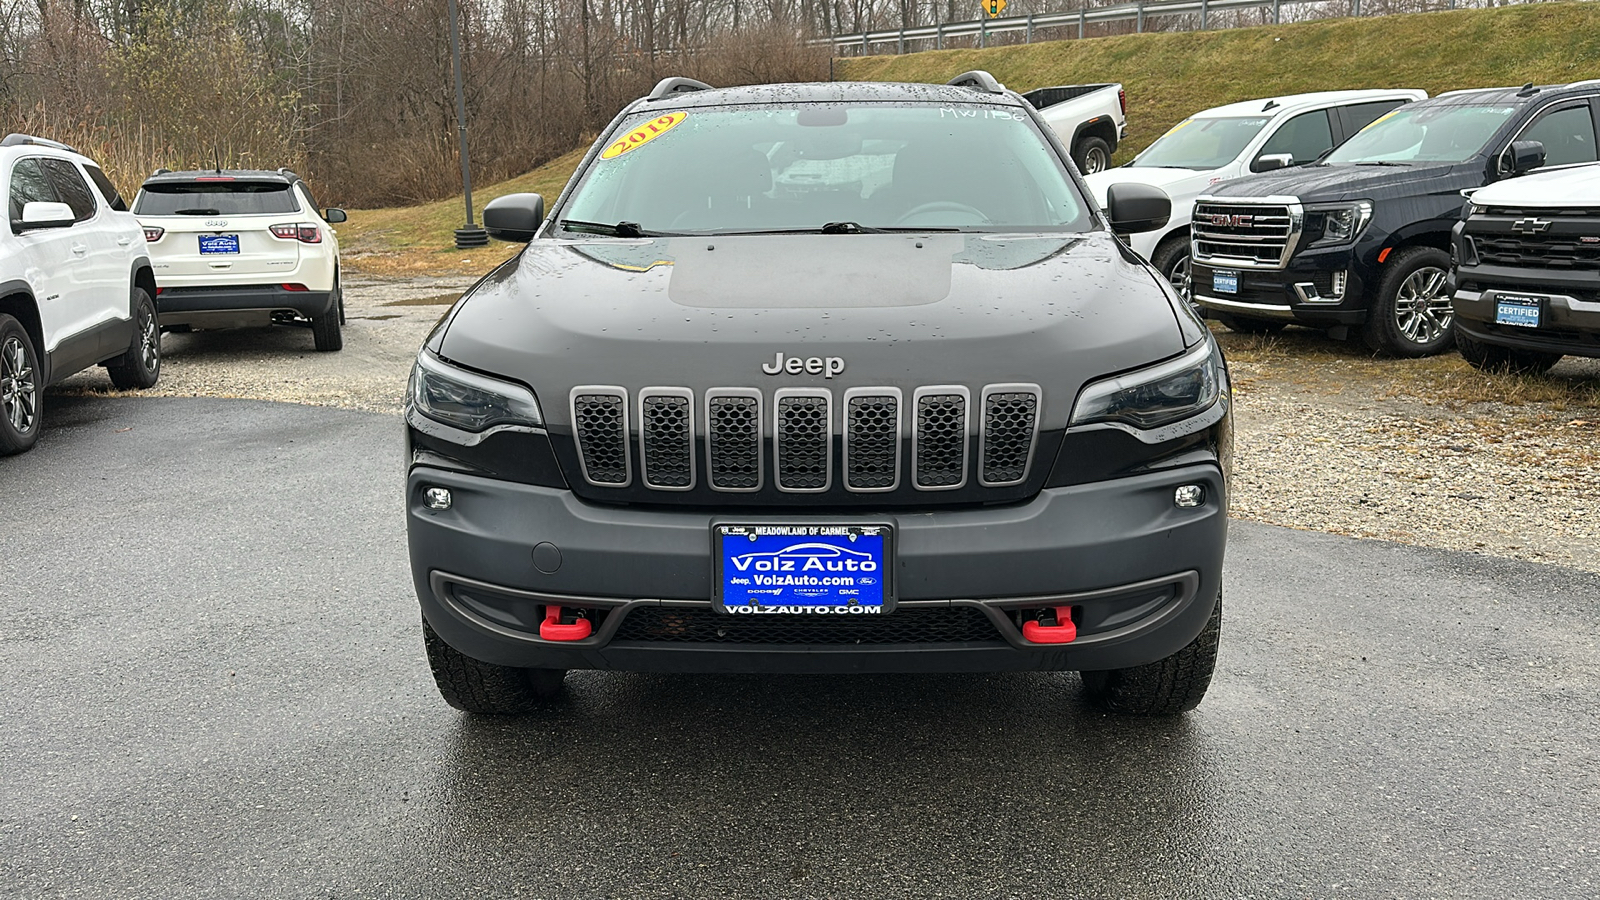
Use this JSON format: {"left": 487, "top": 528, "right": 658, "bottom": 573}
{"left": 1511, "top": 217, "right": 1551, "bottom": 235}
{"left": 1207, "top": 214, "right": 1253, "bottom": 228}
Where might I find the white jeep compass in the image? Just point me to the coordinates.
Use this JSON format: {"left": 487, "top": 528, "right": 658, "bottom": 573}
{"left": 133, "top": 169, "right": 347, "bottom": 351}
{"left": 0, "top": 133, "right": 160, "bottom": 456}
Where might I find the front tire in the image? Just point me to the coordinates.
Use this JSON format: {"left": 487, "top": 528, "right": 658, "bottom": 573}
{"left": 0, "top": 313, "right": 41, "bottom": 455}
{"left": 1455, "top": 328, "right": 1562, "bottom": 375}
{"left": 1081, "top": 591, "right": 1221, "bottom": 716}
{"left": 107, "top": 288, "right": 162, "bottom": 390}
{"left": 1150, "top": 235, "right": 1193, "bottom": 306}
{"left": 1363, "top": 246, "right": 1454, "bottom": 356}
{"left": 312, "top": 285, "right": 343, "bottom": 352}
{"left": 1074, "top": 136, "right": 1112, "bottom": 175}
{"left": 423, "top": 618, "right": 566, "bottom": 714}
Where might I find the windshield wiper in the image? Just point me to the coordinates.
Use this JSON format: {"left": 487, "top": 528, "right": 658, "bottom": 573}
{"left": 820, "top": 221, "right": 885, "bottom": 234}
{"left": 558, "top": 219, "right": 676, "bottom": 238}
{"left": 1352, "top": 161, "right": 1411, "bottom": 167}
{"left": 173, "top": 208, "right": 221, "bottom": 215}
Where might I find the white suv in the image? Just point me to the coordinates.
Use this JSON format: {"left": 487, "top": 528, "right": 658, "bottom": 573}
{"left": 133, "top": 169, "right": 346, "bottom": 351}
{"left": 0, "top": 134, "right": 160, "bottom": 456}
{"left": 1084, "top": 89, "right": 1427, "bottom": 300}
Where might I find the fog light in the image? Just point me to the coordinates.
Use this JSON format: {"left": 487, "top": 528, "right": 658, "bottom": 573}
{"left": 1174, "top": 485, "right": 1205, "bottom": 508}
{"left": 423, "top": 487, "right": 453, "bottom": 510}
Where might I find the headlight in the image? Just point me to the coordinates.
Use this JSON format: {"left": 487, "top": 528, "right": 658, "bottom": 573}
{"left": 1307, "top": 201, "right": 1373, "bottom": 247}
{"left": 408, "top": 351, "right": 543, "bottom": 433}
{"left": 1071, "top": 339, "right": 1225, "bottom": 431}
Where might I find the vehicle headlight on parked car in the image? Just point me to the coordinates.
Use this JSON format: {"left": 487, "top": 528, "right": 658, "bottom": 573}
{"left": 1306, "top": 201, "right": 1373, "bottom": 247}
{"left": 408, "top": 351, "right": 543, "bottom": 436}
{"left": 1071, "top": 339, "right": 1225, "bottom": 432}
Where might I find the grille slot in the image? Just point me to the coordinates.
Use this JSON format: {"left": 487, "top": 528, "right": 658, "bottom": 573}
{"left": 774, "top": 389, "right": 832, "bottom": 492}
{"left": 639, "top": 389, "right": 694, "bottom": 490}
{"left": 913, "top": 386, "right": 969, "bottom": 490}
{"left": 980, "top": 386, "right": 1040, "bottom": 486}
{"left": 844, "top": 389, "right": 901, "bottom": 492}
{"left": 705, "top": 390, "right": 762, "bottom": 492}
{"left": 1192, "top": 201, "right": 1301, "bottom": 270}
{"left": 570, "top": 387, "right": 630, "bottom": 486}
{"left": 613, "top": 605, "right": 1002, "bottom": 644}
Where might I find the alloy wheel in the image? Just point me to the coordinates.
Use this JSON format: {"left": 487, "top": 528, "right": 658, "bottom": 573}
{"left": 139, "top": 306, "right": 159, "bottom": 372}
{"left": 1, "top": 335, "right": 37, "bottom": 434}
{"left": 1393, "top": 266, "right": 1452, "bottom": 345}
{"left": 1167, "top": 253, "right": 1193, "bottom": 303}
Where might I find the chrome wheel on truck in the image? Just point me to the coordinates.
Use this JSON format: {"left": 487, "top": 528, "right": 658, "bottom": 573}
{"left": 1365, "top": 247, "right": 1455, "bottom": 356}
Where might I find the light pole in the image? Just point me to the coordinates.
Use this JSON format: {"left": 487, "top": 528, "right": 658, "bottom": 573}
{"left": 448, "top": 0, "right": 487, "bottom": 249}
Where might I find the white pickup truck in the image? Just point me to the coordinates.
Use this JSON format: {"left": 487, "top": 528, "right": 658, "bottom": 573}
{"left": 1022, "top": 84, "right": 1128, "bottom": 175}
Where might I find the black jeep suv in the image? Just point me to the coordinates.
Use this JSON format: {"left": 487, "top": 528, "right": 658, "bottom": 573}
{"left": 1191, "top": 81, "right": 1600, "bottom": 356}
{"left": 406, "top": 73, "right": 1232, "bottom": 716}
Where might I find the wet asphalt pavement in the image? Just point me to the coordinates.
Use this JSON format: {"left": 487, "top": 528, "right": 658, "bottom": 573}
{"left": 2, "top": 396, "right": 1597, "bottom": 899}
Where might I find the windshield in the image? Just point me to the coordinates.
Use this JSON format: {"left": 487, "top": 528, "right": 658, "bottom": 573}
{"left": 134, "top": 181, "right": 298, "bottom": 216}
{"left": 558, "top": 104, "right": 1091, "bottom": 234}
{"left": 1324, "top": 103, "right": 1519, "bottom": 164}
{"left": 1129, "top": 117, "right": 1270, "bottom": 170}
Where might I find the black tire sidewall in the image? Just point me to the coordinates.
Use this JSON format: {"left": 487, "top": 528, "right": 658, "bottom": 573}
{"left": 1365, "top": 247, "right": 1454, "bottom": 357}
{"left": 1150, "top": 234, "right": 1192, "bottom": 302}
{"left": 0, "top": 313, "right": 41, "bottom": 453}
{"left": 1075, "top": 137, "right": 1112, "bottom": 175}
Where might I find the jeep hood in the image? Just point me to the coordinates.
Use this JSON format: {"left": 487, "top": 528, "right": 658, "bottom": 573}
{"left": 1203, "top": 162, "right": 1464, "bottom": 203}
{"left": 436, "top": 232, "right": 1187, "bottom": 431}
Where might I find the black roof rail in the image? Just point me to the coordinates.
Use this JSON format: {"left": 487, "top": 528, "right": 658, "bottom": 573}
{"left": 1, "top": 133, "right": 78, "bottom": 153}
{"left": 947, "top": 70, "right": 1006, "bottom": 95}
{"left": 647, "top": 77, "right": 714, "bottom": 101}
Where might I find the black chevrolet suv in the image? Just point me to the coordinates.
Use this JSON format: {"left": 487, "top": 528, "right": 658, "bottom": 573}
{"left": 407, "top": 73, "right": 1232, "bottom": 717}
{"left": 1191, "top": 81, "right": 1600, "bottom": 356}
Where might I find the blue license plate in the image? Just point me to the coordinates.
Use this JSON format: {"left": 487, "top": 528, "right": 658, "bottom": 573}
{"left": 1212, "top": 269, "right": 1239, "bottom": 294}
{"left": 198, "top": 234, "right": 240, "bottom": 254}
{"left": 1494, "top": 295, "right": 1543, "bottom": 328}
{"left": 714, "top": 523, "right": 894, "bottom": 614}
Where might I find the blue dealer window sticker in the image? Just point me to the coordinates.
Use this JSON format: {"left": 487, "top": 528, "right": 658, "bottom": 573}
{"left": 714, "top": 524, "right": 893, "bottom": 614}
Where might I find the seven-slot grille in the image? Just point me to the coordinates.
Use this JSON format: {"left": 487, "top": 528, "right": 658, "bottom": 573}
{"left": 1192, "top": 201, "right": 1301, "bottom": 269}
{"left": 1473, "top": 207, "right": 1600, "bottom": 272}
{"left": 569, "top": 385, "right": 1041, "bottom": 493}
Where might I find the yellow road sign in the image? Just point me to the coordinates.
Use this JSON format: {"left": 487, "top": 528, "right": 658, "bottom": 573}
{"left": 983, "top": 0, "right": 1006, "bottom": 18}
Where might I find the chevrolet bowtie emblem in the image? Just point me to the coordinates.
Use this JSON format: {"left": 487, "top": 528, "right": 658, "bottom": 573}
{"left": 1511, "top": 217, "right": 1552, "bottom": 235}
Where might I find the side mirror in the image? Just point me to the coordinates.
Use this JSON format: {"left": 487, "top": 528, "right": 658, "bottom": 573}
{"left": 1502, "top": 140, "right": 1546, "bottom": 176}
{"left": 1105, "top": 183, "right": 1171, "bottom": 235}
{"left": 483, "top": 193, "right": 545, "bottom": 243}
{"left": 1254, "top": 153, "right": 1294, "bottom": 172}
{"left": 323, "top": 208, "right": 347, "bottom": 224}
{"left": 15, "top": 201, "right": 75, "bottom": 232}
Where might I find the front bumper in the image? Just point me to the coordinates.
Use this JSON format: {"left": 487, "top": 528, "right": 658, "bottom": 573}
{"left": 1192, "top": 251, "right": 1370, "bottom": 327}
{"left": 408, "top": 464, "right": 1227, "bottom": 674}
{"left": 156, "top": 285, "right": 334, "bottom": 327}
{"left": 1453, "top": 286, "right": 1600, "bottom": 358}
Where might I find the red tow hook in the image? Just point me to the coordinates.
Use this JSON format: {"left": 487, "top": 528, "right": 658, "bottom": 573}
{"left": 539, "top": 606, "right": 592, "bottom": 641}
{"left": 1021, "top": 606, "right": 1077, "bottom": 644}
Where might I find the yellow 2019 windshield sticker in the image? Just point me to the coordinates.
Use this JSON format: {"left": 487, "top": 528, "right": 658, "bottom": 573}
{"left": 601, "top": 113, "right": 688, "bottom": 160}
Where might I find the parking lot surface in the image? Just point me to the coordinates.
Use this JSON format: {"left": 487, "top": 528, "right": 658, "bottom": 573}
{"left": 2, "top": 396, "right": 1597, "bottom": 898}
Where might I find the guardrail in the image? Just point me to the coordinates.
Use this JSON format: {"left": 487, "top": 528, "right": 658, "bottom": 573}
{"left": 823, "top": 0, "right": 1475, "bottom": 54}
